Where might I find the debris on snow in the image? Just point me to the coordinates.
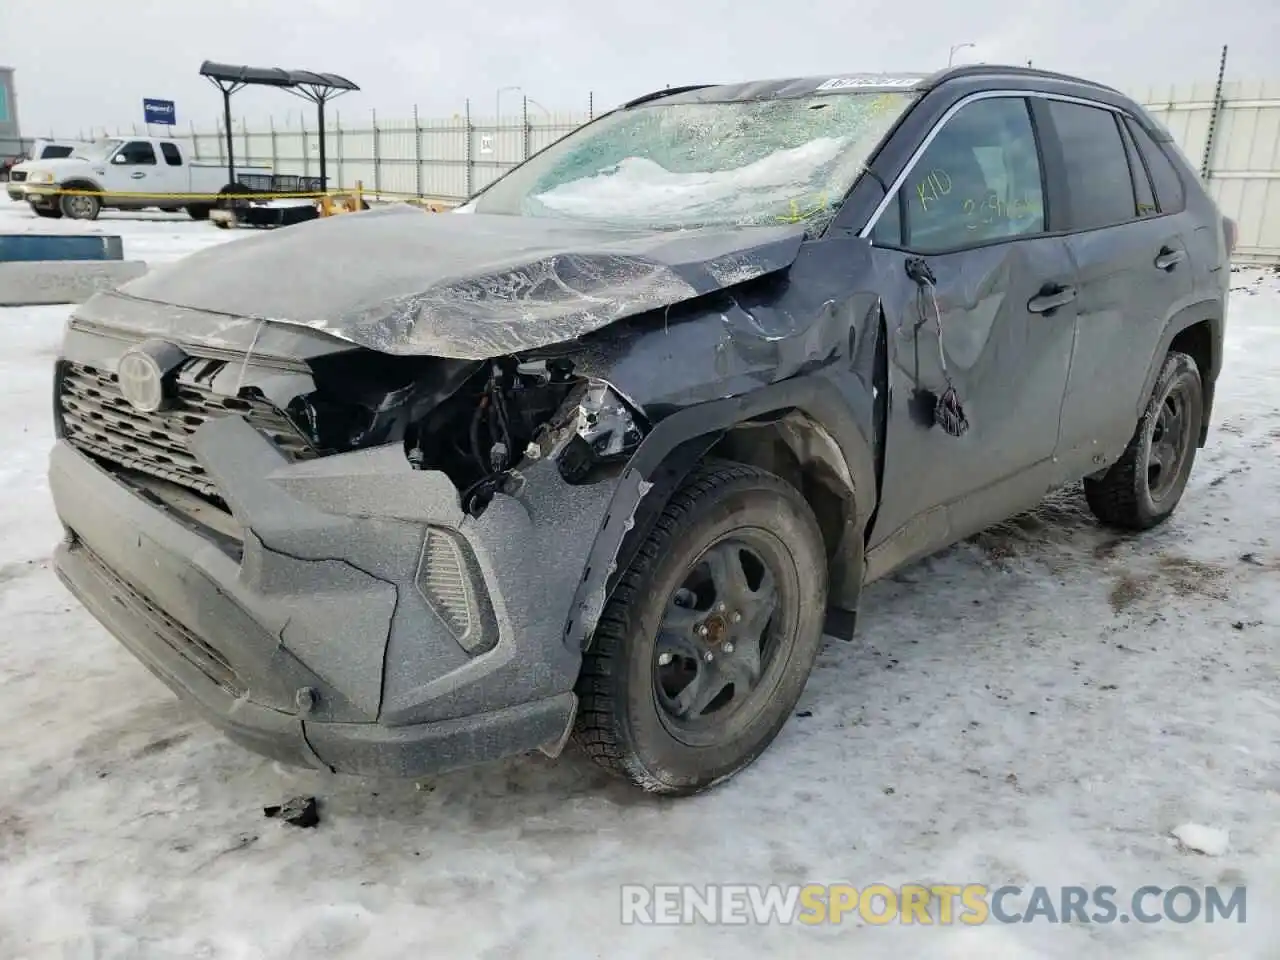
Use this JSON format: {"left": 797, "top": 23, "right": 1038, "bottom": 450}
{"left": 263, "top": 796, "right": 320, "bottom": 829}
{"left": 1171, "top": 823, "right": 1230, "bottom": 856}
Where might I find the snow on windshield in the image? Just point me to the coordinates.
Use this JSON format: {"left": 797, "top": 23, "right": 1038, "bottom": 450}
{"left": 473, "top": 92, "right": 918, "bottom": 231}
{"left": 531, "top": 137, "right": 849, "bottom": 226}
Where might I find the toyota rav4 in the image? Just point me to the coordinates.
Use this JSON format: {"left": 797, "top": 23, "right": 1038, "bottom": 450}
{"left": 50, "top": 65, "right": 1232, "bottom": 794}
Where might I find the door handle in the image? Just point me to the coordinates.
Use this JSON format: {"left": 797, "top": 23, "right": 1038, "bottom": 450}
{"left": 1154, "top": 246, "right": 1185, "bottom": 271}
{"left": 130, "top": 171, "right": 146, "bottom": 179}
{"left": 1027, "top": 283, "right": 1078, "bottom": 316}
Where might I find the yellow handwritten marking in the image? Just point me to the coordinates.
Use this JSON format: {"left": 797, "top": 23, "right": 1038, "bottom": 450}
{"left": 776, "top": 192, "right": 831, "bottom": 223}
{"left": 868, "top": 94, "right": 900, "bottom": 117}
{"left": 915, "top": 168, "right": 953, "bottom": 212}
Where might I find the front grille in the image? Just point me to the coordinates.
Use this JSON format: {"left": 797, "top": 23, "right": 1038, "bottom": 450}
{"left": 10, "top": 170, "right": 26, "bottom": 183}
{"left": 72, "top": 540, "right": 246, "bottom": 697}
{"left": 59, "top": 360, "right": 316, "bottom": 502}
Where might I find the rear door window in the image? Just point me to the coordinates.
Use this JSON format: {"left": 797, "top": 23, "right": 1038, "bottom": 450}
{"left": 1044, "top": 101, "right": 1137, "bottom": 231}
{"left": 160, "top": 142, "right": 183, "bottom": 166}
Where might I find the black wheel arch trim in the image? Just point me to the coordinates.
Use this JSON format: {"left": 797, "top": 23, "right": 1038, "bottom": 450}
{"left": 57, "top": 178, "right": 104, "bottom": 194}
{"left": 1138, "top": 300, "right": 1222, "bottom": 446}
{"left": 562, "top": 374, "right": 877, "bottom": 652}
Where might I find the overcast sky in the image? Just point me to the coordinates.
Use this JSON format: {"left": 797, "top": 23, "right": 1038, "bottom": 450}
{"left": 4, "top": 0, "right": 1278, "bottom": 134}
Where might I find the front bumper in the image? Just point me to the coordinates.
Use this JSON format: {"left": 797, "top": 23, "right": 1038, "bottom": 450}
{"left": 49, "top": 416, "right": 616, "bottom": 777}
{"left": 13, "top": 184, "right": 57, "bottom": 205}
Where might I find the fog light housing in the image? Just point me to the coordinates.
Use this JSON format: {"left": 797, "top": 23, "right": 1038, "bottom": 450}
{"left": 415, "top": 527, "right": 497, "bottom": 656}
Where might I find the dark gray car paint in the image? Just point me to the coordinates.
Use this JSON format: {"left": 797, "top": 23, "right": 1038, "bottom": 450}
{"left": 118, "top": 204, "right": 807, "bottom": 359}
{"left": 860, "top": 234, "right": 1081, "bottom": 578}
{"left": 48, "top": 65, "right": 1229, "bottom": 780}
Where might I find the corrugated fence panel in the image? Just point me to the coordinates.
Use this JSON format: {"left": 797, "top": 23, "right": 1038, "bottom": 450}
{"left": 1206, "top": 80, "right": 1280, "bottom": 262}
{"left": 337, "top": 126, "right": 375, "bottom": 192}
{"left": 1140, "top": 80, "right": 1280, "bottom": 263}
{"left": 419, "top": 119, "right": 468, "bottom": 199}
{"left": 376, "top": 117, "right": 417, "bottom": 196}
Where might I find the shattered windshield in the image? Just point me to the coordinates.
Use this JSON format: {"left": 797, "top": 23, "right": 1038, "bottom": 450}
{"left": 471, "top": 91, "right": 918, "bottom": 232}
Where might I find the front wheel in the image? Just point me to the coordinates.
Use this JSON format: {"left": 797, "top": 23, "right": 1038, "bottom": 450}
{"left": 573, "top": 462, "right": 828, "bottom": 795}
{"left": 60, "top": 192, "right": 101, "bottom": 221}
{"left": 1085, "top": 350, "right": 1203, "bottom": 530}
{"left": 31, "top": 203, "right": 62, "bottom": 219}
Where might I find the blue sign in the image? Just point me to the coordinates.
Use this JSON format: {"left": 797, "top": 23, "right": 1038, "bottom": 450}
{"left": 143, "top": 98, "right": 176, "bottom": 125}
{"left": 0, "top": 84, "right": 8, "bottom": 123}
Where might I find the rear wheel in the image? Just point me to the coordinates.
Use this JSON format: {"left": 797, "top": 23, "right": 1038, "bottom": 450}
{"left": 1085, "top": 350, "right": 1203, "bottom": 530}
{"left": 186, "top": 204, "right": 212, "bottom": 221}
{"left": 573, "top": 462, "right": 828, "bottom": 795}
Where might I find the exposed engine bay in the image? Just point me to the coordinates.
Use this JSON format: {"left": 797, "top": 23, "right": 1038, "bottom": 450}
{"left": 284, "top": 349, "right": 646, "bottom": 516}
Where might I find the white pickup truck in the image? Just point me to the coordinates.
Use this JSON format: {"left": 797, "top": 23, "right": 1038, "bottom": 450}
{"left": 14, "top": 136, "right": 273, "bottom": 221}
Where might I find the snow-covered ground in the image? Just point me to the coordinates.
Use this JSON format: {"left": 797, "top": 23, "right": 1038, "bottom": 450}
{"left": 0, "top": 196, "right": 1277, "bottom": 959}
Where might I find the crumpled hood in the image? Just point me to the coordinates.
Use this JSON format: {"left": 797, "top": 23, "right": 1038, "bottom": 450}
{"left": 118, "top": 204, "right": 806, "bottom": 359}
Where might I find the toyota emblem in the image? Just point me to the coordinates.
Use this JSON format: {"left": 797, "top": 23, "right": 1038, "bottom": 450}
{"left": 116, "top": 340, "right": 187, "bottom": 412}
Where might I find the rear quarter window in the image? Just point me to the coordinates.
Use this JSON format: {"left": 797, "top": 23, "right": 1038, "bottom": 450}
{"left": 1116, "top": 121, "right": 1158, "bottom": 218}
{"left": 1124, "top": 118, "right": 1187, "bottom": 214}
{"left": 40, "top": 146, "right": 74, "bottom": 159}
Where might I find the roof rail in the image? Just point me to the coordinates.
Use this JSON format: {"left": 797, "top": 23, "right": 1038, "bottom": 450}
{"left": 622, "top": 84, "right": 715, "bottom": 109}
{"left": 928, "top": 63, "right": 1121, "bottom": 95}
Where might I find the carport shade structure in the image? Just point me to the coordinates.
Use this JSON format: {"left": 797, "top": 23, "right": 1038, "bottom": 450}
{"left": 198, "top": 60, "right": 359, "bottom": 192}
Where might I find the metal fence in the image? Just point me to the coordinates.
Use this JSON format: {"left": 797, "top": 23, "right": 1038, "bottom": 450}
{"left": 67, "top": 99, "right": 594, "bottom": 201}
{"left": 1139, "top": 79, "right": 1280, "bottom": 265}
{"left": 187, "top": 106, "right": 591, "bottom": 199}
{"left": 24, "top": 81, "right": 1280, "bottom": 263}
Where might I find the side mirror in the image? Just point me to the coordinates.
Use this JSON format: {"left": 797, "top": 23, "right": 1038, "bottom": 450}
{"left": 111, "top": 153, "right": 129, "bottom": 165}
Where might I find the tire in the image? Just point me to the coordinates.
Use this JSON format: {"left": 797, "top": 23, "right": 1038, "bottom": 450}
{"left": 186, "top": 204, "right": 212, "bottom": 221}
{"left": 216, "top": 183, "right": 252, "bottom": 211}
{"left": 573, "top": 461, "right": 828, "bottom": 795}
{"left": 160, "top": 206, "right": 181, "bottom": 213}
{"left": 31, "top": 204, "right": 62, "bottom": 219}
{"left": 59, "top": 191, "right": 101, "bottom": 221}
{"left": 1085, "top": 350, "right": 1203, "bottom": 530}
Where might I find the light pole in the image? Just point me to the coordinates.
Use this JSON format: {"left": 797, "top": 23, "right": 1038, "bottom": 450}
{"left": 496, "top": 85, "right": 521, "bottom": 125}
{"left": 948, "top": 42, "right": 976, "bottom": 67}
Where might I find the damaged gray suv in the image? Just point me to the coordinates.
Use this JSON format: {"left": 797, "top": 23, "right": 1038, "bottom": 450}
{"left": 51, "top": 65, "right": 1232, "bottom": 794}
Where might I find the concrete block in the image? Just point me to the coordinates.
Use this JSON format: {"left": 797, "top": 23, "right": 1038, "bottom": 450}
{"left": 0, "top": 260, "right": 148, "bottom": 306}
{"left": 0, "top": 234, "right": 125, "bottom": 262}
